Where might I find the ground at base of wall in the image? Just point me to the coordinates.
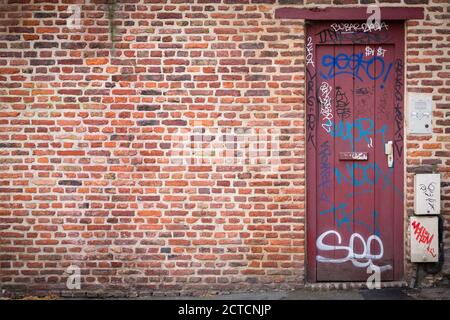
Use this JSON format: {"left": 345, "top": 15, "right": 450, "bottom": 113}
{"left": 2, "top": 286, "right": 450, "bottom": 300}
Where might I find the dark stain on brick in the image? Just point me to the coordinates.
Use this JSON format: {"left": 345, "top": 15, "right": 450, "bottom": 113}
{"left": 248, "top": 59, "right": 272, "bottom": 65}
{"left": 404, "top": 0, "right": 428, "bottom": 4}
{"left": 58, "top": 59, "right": 84, "bottom": 65}
{"left": 9, "top": 27, "right": 34, "bottom": 33}
{"left": 110, "top": 134, "right": 135, "bottom": 141}
{"left": 159, "top": 143, "right": 171, "bottom": 149}
{"left": 157, "top": 12, "right": 183, "bottom": 19}
{"left": 0, "top": 143, "right": 21, "bottom": 148}
{"left": 422, "top": 159, "right": 441, "bottom": 165}
{"left": 407, "top": 165, "right": 434, "bottom": 174}
{"left": 30, "top": 59, "right": 55, "bottom": 66}
{"left": 245, "top": 74, "right": 269, "bottom": 81}
{"left": 246, "top": 277, "right": 258, "bottom": 284}
{"left": 278, "top": 0, "right": 304, "bottom": 4}
{"left": 137, "top": 120, "right": 159, "bottom": 126}
{"left": 238, "top": 42, "right": 264, "bottom": 50}
{"left": 79, "top": 203, "right": 89, "bottom": 209}
{"left": 112, "top": 75, "right": 137, "bottom": 82}
{"left": 137, "top": 104, "right": 160, "bottom": 111}
{"left": 141, "top": 89, "right": 163, "bottom": 95}
{"left": 238, "top": 172, "right": 252, "bottom": 179}
{"left": 61, "top": 42, "right": 87, "bottom": 50}
{"left": 435, "top": 151, "right": 450, "bottom": 157}
{"left": 137, "top": 196, "right": 160, "bottom": 201}
{"left": 34, "top": 12, "right": 57, "bottom": 18}
{"left": 0, "top": 35, "right": 20, "bottom": 41}
{"left": 34, "top": 42, "right": 58, "bottom": 49}
{"left": 136, "top": 36, "right": 147, "bottom": 42}
{"left": 89, "top": 43, "right": 111, "bottom": 49}
{"left": 166, "top": 75, "right": 191, "bottom": 81}
{"left": 59, "top": 180, "right": 82, "bottom": 186}
{"left": 230, "top": 262, "right": 246, "bottom": 267}
{"left": 245, "top": 89, "right": 270, "bottom": 96}
{"left": 140, "top": 75, "right": 164, "bottom": 81}
{"left": 0, "top": 188, "right": 23, "bottom": 193}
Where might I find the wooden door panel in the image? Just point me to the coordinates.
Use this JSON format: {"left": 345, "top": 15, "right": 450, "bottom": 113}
{"left": 306, "top": 21, "right": 405, "bottom": 282}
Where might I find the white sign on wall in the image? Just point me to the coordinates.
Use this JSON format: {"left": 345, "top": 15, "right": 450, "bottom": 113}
{"left": 408, "top": 94, "right": 432, "bottom": 134}
{"left": 414, "top": 174, "right": 440, "bottom": 215}
{"left": 410, "top": 216, "right": 438, "bottom": 263}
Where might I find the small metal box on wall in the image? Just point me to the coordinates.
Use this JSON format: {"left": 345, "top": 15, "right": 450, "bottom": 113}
{"left": 410, "top": 216, "right": 439, "bottom": 263}
{"left": 408, "top": 94, "right": 432, "bottom": 134}
{"left": 414, "top": 174, "right": 440, "bottom": 215}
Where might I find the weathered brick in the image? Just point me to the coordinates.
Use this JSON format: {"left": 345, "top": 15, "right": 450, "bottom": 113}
{"left": 137, "top": 120, "right": 159, "bottom": 126}
{"left": 58, "top": 180, "right": 82, "bottom": 186}
{"left": 141, "top": 90, "right": 162, "bottom": 96}
{"left": 86, "top": 58, "right": 109, "bottom": 65}
{"left": 157, "top": 12, "right": 183, "bottom": 19}
{"left": 216, "top": 90, "right": 240, "bottom": 96}
{"left": 245, "top": 89, "right": 270, "bottom": 96}
{"left": 137, "top": 105, "right": 160, "bottom": 111}
{"left": 33, "top": 42, "right": 58, "bottom": 49}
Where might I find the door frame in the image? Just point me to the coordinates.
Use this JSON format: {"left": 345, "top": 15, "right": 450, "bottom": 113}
{"left": 304, "top": 19, "right": 406, "bottom": 283}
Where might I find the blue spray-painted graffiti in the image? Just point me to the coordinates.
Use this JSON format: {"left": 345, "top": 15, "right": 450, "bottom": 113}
{"left": 330, "top": 118, "right": 387, "bottom": 147}
{"left": 336, "top": 162, "right": 391, "bottom": 188}
{"left": 319, "top": 202, "right": 380, "bottom": 236}
{"left": 320, "top": 53, "right": 393, "bottom": 89}
{"left": 335, "top": 162, "right": 404, "bottom": 197}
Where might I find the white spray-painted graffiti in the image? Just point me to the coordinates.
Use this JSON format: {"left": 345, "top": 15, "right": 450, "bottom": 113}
{"left": 319, "top": 82, "right": 333, "bottom": 133}
{"left": 330, "top": 22, "right": 388, "bottom": 33}
{"left": 350, "top": 152, "right": 367, "bottom": 160}
{"left": 306, "top": 36, "right": 314, "bottom": 67}
{"left": 365, "top": 46, "right": 387, "bottom": 57}
{"left": 316, "top": 230, "right": 392, "bottom": 272}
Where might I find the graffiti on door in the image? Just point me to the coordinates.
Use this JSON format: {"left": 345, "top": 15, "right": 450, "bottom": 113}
{"left": 330, "top": 117, "right": 387, "bottom": 147}
{"left": 319, "top": 82, "right": 333, "bottom": 133}
{"left": 306, "top": 21, "right": 404, "bottom": 281}
{"left": 335, "top": 86, "right": 351, "bottom": 119}
{"left": 316, "top": 230, "right": 392, "bottom": 271}
{"left": 318, "top": 140, "right": 332, "bottom": 204}
{"left": 306, "top": 67, "right": 317, "bottom": 149}
{"left": 320, "top": 52, "right": 393, "bottom": 89}
{"left": 315, "top": 23, "right": 391, "bottom": 45}
{"left": 319, "top": 203, "right": 380, "bottom": 236}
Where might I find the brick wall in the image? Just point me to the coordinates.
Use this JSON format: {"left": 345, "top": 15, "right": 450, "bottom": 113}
{"left": 402, "top": 0, "right": 450, "bottom": 284}
{"left": 0, "top": 0, "right": 448, "bottom": 297}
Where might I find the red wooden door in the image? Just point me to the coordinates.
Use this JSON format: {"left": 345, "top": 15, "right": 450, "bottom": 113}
{"left": 306, "top": 21, "right": 404, "bottom": 282}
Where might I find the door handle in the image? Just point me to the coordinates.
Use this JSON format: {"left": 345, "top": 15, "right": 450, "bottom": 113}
{"left": 385, "top": 141, "right": 393, "bottom": 168}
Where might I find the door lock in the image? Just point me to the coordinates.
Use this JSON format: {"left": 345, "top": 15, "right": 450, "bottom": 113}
{"left": 385, "top": 140, "right": 393, "bottom": 168}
